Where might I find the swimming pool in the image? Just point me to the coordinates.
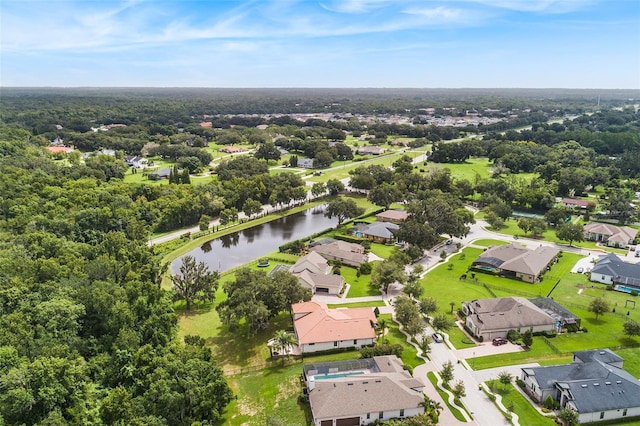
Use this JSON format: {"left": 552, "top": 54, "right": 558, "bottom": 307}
{"left": 313, "top": 371, "right": 365, "bottom": 380}
{"left": 615, "top": 285, "right": 639, "bottom": 294}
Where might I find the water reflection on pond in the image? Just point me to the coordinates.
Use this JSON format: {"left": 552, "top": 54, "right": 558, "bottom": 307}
{"left": 171, "top": 205, "right": 336, "bottom": 274}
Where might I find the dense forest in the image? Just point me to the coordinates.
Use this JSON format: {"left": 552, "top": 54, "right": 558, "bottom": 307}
{"left": 0, "top": 88, "right": 639, "bottom": 425}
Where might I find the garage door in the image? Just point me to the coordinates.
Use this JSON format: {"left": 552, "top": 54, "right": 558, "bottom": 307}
{"left": 316, "top": 287, "right": 329, "bottom": 293}
{"left": 336, "top": 417, "right": 360, "bottom": 426}
{"left": 320, "top": 421, "right": 333, "bottom": 426}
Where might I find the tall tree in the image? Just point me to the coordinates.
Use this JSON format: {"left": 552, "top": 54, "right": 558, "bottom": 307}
{"left": 555, "top": 223, "right": 584, "bottom": 246}
{"left": 324, "top": 198, "right": 364, "bottom": 226}
{"left": 271, "top": 330, "right": 297, "bottom": 359}
{"left": 371, "top": 260, "right": 406, "bottom": 293}
{"left": 171, "top": 255, "right": 220, "bottom": 310}
{"left": 589, "top": 297, "right": 610, "bottom": 320}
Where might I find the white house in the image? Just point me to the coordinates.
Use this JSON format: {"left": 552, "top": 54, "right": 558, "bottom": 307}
{"left": 303, "top": 355, "right": 425, "bottom": 426}
{"left": 521, "top": 349, "right": 640, "bottom": 424}
{"left": 589, "top": 253, "right": 640, "bottom": 292}
{"left": 292, "top": 301, "right": 376, "bottom": 354}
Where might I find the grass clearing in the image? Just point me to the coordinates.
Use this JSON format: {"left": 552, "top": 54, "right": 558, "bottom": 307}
{"left": 485, "top": 380, "right": 556, "bottom": 426}
{"left": 426, "top": 372, "right": 469, "bottom": 422}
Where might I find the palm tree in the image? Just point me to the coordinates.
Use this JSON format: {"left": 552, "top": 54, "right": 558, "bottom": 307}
{"left": 271, "top": 330, "right": 297, "bottom": 360}
{"left": 376, "top": 318, "right": 387, "bottom": 339}
{"left": 420, "top": 395, "right": 443, "bottom": 421}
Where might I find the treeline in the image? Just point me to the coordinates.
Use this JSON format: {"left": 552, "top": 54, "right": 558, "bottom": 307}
{"left": 0, "top": 127, "right": 233, "bottom": 425}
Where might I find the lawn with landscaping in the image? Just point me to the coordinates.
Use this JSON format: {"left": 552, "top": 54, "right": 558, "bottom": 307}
{"left": 484, "top": 380, "right": 556, "bottom": 426}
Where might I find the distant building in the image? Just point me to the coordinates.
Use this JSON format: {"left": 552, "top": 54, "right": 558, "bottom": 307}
{"left": 124, "top": 156, "right": 148, "bottom": 168}
{"left": 297, "top": 157, "right": 315, "bottom": 168}
{"left": 357, "top": 146, "right": 385, "bottom": 155}
{"left": 562, "top": 198, "right": 597, "bottom": 210}
{"left": 375, "top": 210, "right": 408, "bottom": 224}
{"left": 148, "top": 168, "right": 172, "bottom": 180}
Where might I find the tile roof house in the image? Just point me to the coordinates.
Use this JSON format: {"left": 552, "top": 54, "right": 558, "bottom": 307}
{"left": 292, "top": 301, "right": 377, "bottom": 353}
{"left": 124, "top": 155, "right": 149, "bottom": 168}
{"left": 589, "top": 253, "right": 640, "bottom": 292}
{"left": 308, "top": 240, "right": 367, "bottom": 267}
{"left": 562, "top": 198, "right": 597, "bottom": 210}
{"left": 584, "top": 223, "right": 637, "bottom": 249}
{"left": 521, "top": 349, "right": 640, "bottom": 424}
{"left": 350, "top": 222, "right": 400, "bottom": 244}
{"left": 462, "top": 297, "right": 556, "bottom": 341}
{"left": 375, "top": 209, "right": 409, "bottom": 224}
{"left": 290, "top": 252, "right": 344, "bottom": 294}
{"left": 303, "top": 355, "right": 425, "bottom": 425}
{"left": 471, "top": 243, "right": 560, "bottom": 283}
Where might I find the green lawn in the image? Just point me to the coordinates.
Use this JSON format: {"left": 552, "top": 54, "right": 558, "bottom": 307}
{"left": 417, "top": 157, "right": 494, "bottom": 182}
{"left": 306, "top": 152, "right": 406, "bottom": 183}
{"left": 377, "top": 314, "right": 422, "bottom": 369}
{"left": 471, "top": 239, "right": 508, "bottom": 247}
{"left": 447, "top": 326, "right": 477, "bottom": 350}
{"left": 426, "top": 372, "right": 469, "bottom": 422}
{"left": 341, "top": 266, "right": 380, "bottom": 298}
{"left": 327, "top": 300, "right": 385, "bottom": 309}
{"left": 485, "top": 380, "right": 556, "bottom": 426}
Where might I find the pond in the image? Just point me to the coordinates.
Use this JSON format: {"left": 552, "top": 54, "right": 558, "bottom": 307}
{"left": 171, "top": 205, "right": 337, "bottom": 274}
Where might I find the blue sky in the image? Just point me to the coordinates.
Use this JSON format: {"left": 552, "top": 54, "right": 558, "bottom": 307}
{"left": 1, "top": 0, "right": 639, "bottom": 88}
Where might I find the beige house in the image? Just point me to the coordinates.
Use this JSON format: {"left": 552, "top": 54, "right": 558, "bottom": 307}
{"left": 471, "top": 243, "right": 559, "bottom": 283}
{"left": 375, "top": 209, "right": 408, "bottom": 224}
{"left": 583, "top": 223, "right": 637, "bottom": 249}
{"left": 462, "top": 297, "right": 556, "bottom": 341}
{"left": 290, "top": 252, "right": 344, "bottom": 294}
{"left": 303, "top": 355, "right": 425, "bottom": 426}
{"left": 308, "top": 240, "right": 366, "bottom": 267}
{"left": 292, "top": 301, "right": 377, "bottom": 353}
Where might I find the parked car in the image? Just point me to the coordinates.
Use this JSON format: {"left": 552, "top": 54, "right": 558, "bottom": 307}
{"left": 492, "top": 337, "right": 508, "bottom": 346}
{"left": 432, "top": 333, "right": 444, "bottom": 343}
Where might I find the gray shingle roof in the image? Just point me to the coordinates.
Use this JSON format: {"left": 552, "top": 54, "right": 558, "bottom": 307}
{"left": 592, "top": 253, "right": 640, "bottom": 287}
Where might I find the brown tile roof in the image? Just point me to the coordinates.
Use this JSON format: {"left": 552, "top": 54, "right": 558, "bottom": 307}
{"left": 584, "top": 223, "right": 637, "bottom": 244}
{"left": 293, "top": 301, "right": 376, "bottom": 344}
{"left": 466, "top": 297, "right": 555, "bottom": 332}
{"left": 376, "top": 209, "right": 409, "bottom": 222}
{"left": 309, "top": 241, "right": 366, "bottom": 265}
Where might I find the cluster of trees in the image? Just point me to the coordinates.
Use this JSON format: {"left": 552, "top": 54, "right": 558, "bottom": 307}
{"left": 0, "top": 127, "right": 233, "bottom": 424}
{"left": 216, "top": 268, "right": 312, "bottom": 335}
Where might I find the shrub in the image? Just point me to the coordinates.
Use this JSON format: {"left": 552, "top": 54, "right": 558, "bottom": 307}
{"left": 360, "top": 343, "right": 403, "bottom": 358}
{"left": 544, "top": 395, "right": 555, "bottom": 410}
{"left": 359, "top": 262, "right": 372, "bottom": 275}
{"left": 279, "top": 240, "right": 305, "bottom": 254}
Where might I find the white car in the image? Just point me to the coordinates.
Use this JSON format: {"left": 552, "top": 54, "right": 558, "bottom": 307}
{"left": 432, "top": 333, "right": 444, "bottom": 343}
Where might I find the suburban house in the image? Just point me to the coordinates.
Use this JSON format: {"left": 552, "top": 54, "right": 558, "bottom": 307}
{"left": 462, "top": 297, "right": 556, "bottom": 341}
{"left": 350, "top": 222, "right": 399, "bottom": 244}
{"left": 589, "top": 253, "right": 640, "bottom": 293}
{"left": 521, "top": 349, "right": 640, "bottom": 424}
{"left": 219, "top": 146, "right": 246, "bottom": 153}
{"left": 357, "top": 146, "right": 385, "bottom": 155}
{"left": 303, "top": 355, "right": 425, "bottom": 425}
{"left": 297, "top": 157, "right": 315, "bottom": 168}
{"left": 375, "top": 209, "right": 408, "bottom": 224}
{"left": 471, "top": 243, "right": 560, "bottom": 283}
{"left": 308, "top": 240, "right": 367, "bottom": 268}
{"left": 290, "top": 252, "right": 344, "bottom": 294}
{"left": 148, "top": 168, "right": 173, "bottom": 180}
{"left": 124, "top": 155, "right": 148, "bottom": 168}
{"left": 583, "top": 222, "right": 637, "bottom": 249}
{"left": 292, "top": 301, "right": 377, "bottom": 353}
{"left": 562, "top": 198, "right": 597, "bottom": 210}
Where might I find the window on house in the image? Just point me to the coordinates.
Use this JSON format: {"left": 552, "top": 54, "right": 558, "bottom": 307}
{"left": 379, "top": 411, "right": 384, "bottom": 419}
{"left": 309, "top": 343, "right": 315, "bottom": 346}
{"left": 366, "top": 413, "right": 370, "bottom": 420}
{"left": 353, "top": 339, "right": 357, "bottom": 345}
{"left": 334, "top": 341, "right": 338, "bottom": 347}
{"left": 600, "top": 412, "right": 605, "bottom": 419}
{"left": 624, "top": 409, "right": 628, "bottom": 417}
{"left": 400, "top": 409, "right": 405, "bottom": 417}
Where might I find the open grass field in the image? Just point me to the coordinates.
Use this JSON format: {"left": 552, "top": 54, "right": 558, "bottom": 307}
{"left": 306, "top": 152, "right": 407, "bottom": 183}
